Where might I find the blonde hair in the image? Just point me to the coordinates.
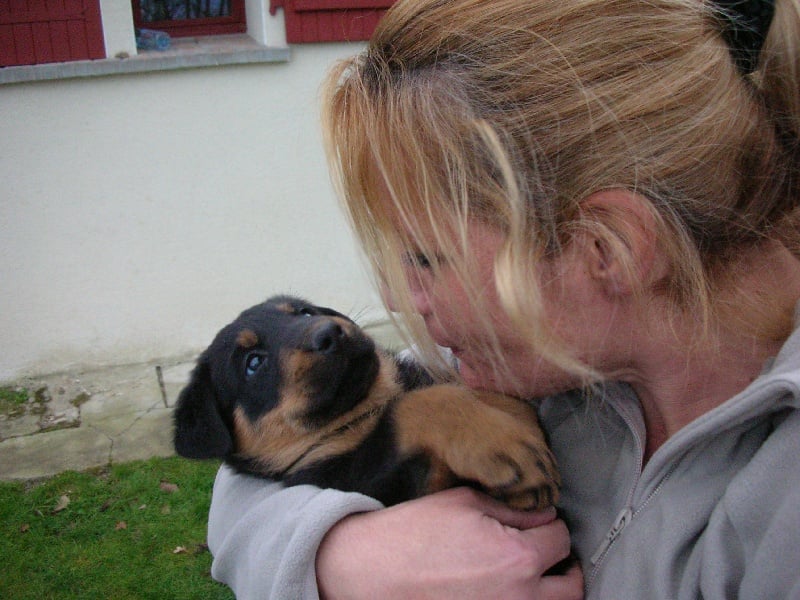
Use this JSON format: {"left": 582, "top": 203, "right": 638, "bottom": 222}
{"left": 322, "top": 0, "right": 800, "bottom": 382}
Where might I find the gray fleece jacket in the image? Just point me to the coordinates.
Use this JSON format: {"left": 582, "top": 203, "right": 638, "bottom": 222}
{"left": 207, "top": 309, "right": 800, "bottom": 599}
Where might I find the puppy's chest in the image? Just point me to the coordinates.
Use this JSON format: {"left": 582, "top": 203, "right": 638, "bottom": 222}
{"left": 285, "top": 411, "right": 434, "bottom": 504}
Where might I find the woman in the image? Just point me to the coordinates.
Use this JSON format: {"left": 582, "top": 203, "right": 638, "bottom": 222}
{"left": 207, "top": 0, "right": 800, "bottom": 597}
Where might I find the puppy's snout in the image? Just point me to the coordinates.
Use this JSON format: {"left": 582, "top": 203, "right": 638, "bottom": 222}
{"left": 310, "top": 321, "right": 345, "bottom": 354}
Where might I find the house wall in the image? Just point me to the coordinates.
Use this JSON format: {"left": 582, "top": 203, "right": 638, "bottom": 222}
{"left": 99, "top": 0, "right": 138, "bottom": 58}
{"left": 0, "top": 42, "right": 391, "bottom": 382}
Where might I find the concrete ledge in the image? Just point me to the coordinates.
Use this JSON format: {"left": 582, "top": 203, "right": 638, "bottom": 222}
{"left": 0, "top": 426, "right": 113, "bottom": 480}
{"left": 0, "top": 34, "right": 291, "bottom": 85}
{"left": 0, "top": 319, "right": 402, "bottom": 481}
{"left": 0, "top": 360, "right": 191, "bottom": 480}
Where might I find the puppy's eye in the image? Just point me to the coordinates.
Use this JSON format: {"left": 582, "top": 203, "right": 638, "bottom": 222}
{"left": 244, "top": 352, "right": 267, "bottom": 377}
{"left": 297, "top": 307, "right": 315, "bottom": 317}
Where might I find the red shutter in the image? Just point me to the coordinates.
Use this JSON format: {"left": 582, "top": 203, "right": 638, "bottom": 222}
{"left": 270, "top": 0, "right": 394, "bottom": 43}
{"left": 0, "top": 0, "right": 105, "bottom": 67}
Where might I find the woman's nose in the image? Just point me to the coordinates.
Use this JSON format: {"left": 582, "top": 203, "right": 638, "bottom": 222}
{"left": 408, "top": 285, "right": 432, "bottom": 315}
{"left": 382, "top": 270, "right": 433, "bottom": 316}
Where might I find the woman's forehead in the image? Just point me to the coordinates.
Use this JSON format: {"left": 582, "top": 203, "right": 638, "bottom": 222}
{"left": 388, "top": 207, "right": 507, "bottom": 254}
{"left": 366, "top": 161, "right": 509, "bottom": 252}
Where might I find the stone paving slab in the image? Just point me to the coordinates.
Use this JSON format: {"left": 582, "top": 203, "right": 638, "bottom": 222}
{"left": 111, "top": 407, "right": 176, "bottom": 464}
{"left": 0, "top": 426, "right": 113, "bottom": 480}
{"left": 0, "top": 358, "right": 195, "bottom": 480}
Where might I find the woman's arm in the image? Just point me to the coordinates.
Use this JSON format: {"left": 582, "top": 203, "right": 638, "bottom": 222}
{"left": 209, "top": 467, "right": 581, "bottom": 599}
{"left": 207, "top": 465, "right": 383, "bottom": 599}
{"left": 317, "top": 487, "right": 583, "bottom": 600}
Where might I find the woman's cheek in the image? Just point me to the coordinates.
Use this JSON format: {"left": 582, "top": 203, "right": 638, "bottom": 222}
{"left": 457, "top": 360, "right": 497, "bottom": 392}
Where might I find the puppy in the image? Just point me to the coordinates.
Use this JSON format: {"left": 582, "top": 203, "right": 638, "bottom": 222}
{"left": 173, "top": 295, "right": 560, "bottom": 510}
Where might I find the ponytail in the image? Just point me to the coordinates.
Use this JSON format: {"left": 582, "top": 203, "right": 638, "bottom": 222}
{"left": 759, "top": 0, "right": 800, "bottom": 254}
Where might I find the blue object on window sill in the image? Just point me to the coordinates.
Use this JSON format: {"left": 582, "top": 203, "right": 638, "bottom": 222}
{"left": 136, "top": 29, "right": 172, "bottom": 51}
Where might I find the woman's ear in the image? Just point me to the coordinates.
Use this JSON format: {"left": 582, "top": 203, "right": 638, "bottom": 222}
{"left": 578, "top": 189, "right": 668, "bottom": 296}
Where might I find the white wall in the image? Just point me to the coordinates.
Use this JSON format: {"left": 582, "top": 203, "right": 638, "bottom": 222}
{"left": 99, "top": 0, "right": 138, "bottom": 58}
{"left": 0, "top": 44, "right": 388, "bottom": 381}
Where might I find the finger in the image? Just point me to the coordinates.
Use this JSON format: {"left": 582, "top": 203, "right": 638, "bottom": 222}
{"left": 470, "top": 489, "right": 558, "bottom": 529}
{"left": 498, "top": 505, "right": 559, "bottom": 531}
{"left": 518, "top": 518, "right": 573, "bottom": 567}
{"left": 538, "top": 560, "right": 584, "bottom": 600}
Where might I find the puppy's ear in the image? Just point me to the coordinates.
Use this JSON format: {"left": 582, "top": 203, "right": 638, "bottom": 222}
{"left": 173, "top": 361, "right": 233, "bottom": 459}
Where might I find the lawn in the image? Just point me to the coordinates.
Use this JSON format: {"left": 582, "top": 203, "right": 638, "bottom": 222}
{"left": 0, "top": 456, "right": 235, "bottom": 599}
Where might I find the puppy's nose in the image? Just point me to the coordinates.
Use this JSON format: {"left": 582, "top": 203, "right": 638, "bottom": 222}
{"left": 310, "top": 321, "right": 344, "bottom": 353}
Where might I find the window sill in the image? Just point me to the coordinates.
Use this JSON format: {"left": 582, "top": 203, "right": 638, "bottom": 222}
{"left": 0, "top": 34, "right": 290, "bottom": 85}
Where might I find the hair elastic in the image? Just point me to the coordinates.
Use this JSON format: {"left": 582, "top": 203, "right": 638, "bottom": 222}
{"left": 712, "top": 0, "right": 776, "bottom": 74}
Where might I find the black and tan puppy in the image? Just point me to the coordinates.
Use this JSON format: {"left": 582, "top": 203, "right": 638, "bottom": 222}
{"left": 174, "top": 295, "right": 560, "bottom": 510}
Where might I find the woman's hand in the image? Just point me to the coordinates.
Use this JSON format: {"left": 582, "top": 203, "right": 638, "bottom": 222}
{"left": 316, "top": 487, "right": 583, "bottom": 599}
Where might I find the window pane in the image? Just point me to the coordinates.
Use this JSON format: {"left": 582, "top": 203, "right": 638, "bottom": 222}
{"left": 138, "top": 0, "right": 231, "bottom": 22}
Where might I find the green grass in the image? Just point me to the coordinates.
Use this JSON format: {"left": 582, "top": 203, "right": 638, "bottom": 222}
{"left": 0, "top": 456, "right": 235, "bottom": 600}
{"left": 0, "top": 386, "right": 29, "bottom": 418}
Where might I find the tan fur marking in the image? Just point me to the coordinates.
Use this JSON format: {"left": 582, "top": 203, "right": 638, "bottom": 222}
{"left": 393, "top": 386, "right": 560, "bottom": 509}
{"left": 276, "top": 316, "right": 370, "bottom": 423}
{"left": 236, "top": 329, "right": 259, "bottom": 349}
{"left": 425, "top": 457, "right": 458, "bottom": 493}
{"left": 279, "top": 348, "right": 318, "bottom": 422}
{"left": 232, "top": 351, "right": 402, "bottom": 475}
{"left": 275, "top": 302, "right": 295, "bottom": 314}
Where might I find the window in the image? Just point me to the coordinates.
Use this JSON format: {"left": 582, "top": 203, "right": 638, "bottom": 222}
{"left": 131, "top": 0, "right": 246, "bottom": 37}
{"left": 1, "top": 0, "right": 105, "bottom": 67}
{"left": 270, "top": 0, "right": 395, "bottom": 43}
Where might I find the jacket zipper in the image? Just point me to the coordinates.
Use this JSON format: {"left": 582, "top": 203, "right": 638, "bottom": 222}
{"left": 587, "top": 463, "right": 678, "bottom": 584}
{"left": 585, "top": 391, "right": 649, "bottom": 586}
{"left": 589, "top": 507, "right": 632, "bottom": 565}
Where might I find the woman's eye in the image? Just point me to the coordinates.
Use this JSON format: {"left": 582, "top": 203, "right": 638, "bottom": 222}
{"left": 245, "top": 353, "right": 266, "bottom": 377}
{"left": 414, "top": 253, "right": 432, "bottom": 268}
{"left": 404, "top": 252, "right": 434, "bottom": 269}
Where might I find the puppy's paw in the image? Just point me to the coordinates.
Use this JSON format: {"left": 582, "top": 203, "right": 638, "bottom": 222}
{"left": 394, "top": 385, "right": 560, "bottom": 511}
{"left": 444, "top": 412, "right": 560, "bottom": 511}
